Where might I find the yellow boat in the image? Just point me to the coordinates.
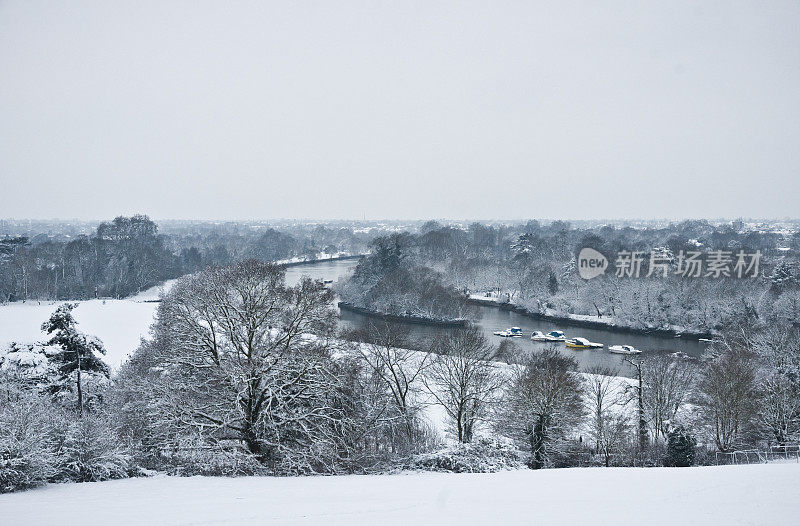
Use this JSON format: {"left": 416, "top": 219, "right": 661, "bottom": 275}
{"left": 565, "top": 337, "right": 603, "bottom": 349}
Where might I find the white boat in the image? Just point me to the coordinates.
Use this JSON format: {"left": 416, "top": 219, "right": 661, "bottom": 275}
{"left": 608, "top": 344, "right": 642, "bottom": 355}
{"left": 531, "top": 330, "right": 566, "bottom": 342}
{"left": 494, "top": 327, "right": 523, "bottom": 338}
{"left": 565, "top": 337, "right": 603, "bottom": 349}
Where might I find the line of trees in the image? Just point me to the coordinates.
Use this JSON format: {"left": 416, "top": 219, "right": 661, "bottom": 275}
{"left": 0, "top": 216, "right": 381, "bottom": 302}
{"left": 1, "top": 215, "right": 179, "bottom": 301}
{"left": 6, "top": 217, "right": 799, "bottom": 333}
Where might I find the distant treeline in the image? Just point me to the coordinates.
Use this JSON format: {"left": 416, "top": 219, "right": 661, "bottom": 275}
{"left": 0, "top": 215, "right": 376, "bottom": 301}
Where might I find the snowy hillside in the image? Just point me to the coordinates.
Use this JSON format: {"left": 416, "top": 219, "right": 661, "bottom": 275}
{"left": 1, "top": 464, "right": 797, "bottom": 526}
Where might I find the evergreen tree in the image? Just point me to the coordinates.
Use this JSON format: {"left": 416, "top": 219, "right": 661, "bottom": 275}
{"left": 548, "top": 271, "right": 559, "bottom": 295}
{"left": 41, "top": 304, "right": 110, "bottom": 416}
{"left": 0, "top": 236, "right": 29, "bottom": 262}
{"left": 665, "top": 426, "right": 696, "bottom": 467}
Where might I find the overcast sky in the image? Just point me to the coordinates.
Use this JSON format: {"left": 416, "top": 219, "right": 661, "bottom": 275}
{"left": 1, "top": 1, "right": 798, "bottom": 221}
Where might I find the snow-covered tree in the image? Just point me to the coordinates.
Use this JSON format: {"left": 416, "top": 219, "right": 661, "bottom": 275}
{"left": 642, "top": 356, "right": 697, "bottom": 441}
{"left": 134, "top": 260, "right": 356, "bottom": 474}
{"left": 698, "top": 347, "right": 760, "bottom": 452}
{"left": 595, "top": 411, "right": 632, "bottom": 467}
{"left": 353, "top": 322, "right": 433, "bottom": 450}
{"left": 753, "top": 326, "right": 800, "bottom": 444}
{"left": 664, "top": 426, "right": 696, "bottom": 467}
{"left": 41, "top": 303, "right": 110, "bottom": 416}
{"left": 498, "top": 349, "right": 585, "bottom": 469}
{"left": 0, "top": 343, "right": 50, "bottom": 381}
{"left": 0, "top": 374, "right": 58, "bottom": 493}
{"left": 584, "top": 365, "right": 631, "bottom": 465}
{"left": 424, "top": 327, "right": 501, "bottom": 443}
{"left": 59, "top": 413, "right": 130, "bottom": 483}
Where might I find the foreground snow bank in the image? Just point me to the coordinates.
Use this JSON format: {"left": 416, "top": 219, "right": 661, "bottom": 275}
{"left": 1, "top": 464, "right": 798, "bottom": 525}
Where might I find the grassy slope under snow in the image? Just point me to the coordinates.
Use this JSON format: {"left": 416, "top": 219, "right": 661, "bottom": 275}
{"left": 1, "top": 464, "right": 798, "bottom": 525}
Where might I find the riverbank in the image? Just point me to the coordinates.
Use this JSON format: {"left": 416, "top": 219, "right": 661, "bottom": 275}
{"left": 134, "top": 253, "right": 365, "bottom": 302}
{"left": 338, "top": 302, "right": 469, "bottom": 328}
{"left": 466, "top": 296, "right": 715, "bottom": 342}
{"left": 279, "top": 253, "right": 365, "bottom": 268}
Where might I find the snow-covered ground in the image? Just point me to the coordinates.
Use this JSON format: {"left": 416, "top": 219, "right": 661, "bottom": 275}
{"left": 0, "top": 296, "right": 162, "bottom": 370}
{"left": 469, "top": 292, "right": 619, "bottom": 325}
{"left": 1, "top": 464, "right": 797, "bottom": 525}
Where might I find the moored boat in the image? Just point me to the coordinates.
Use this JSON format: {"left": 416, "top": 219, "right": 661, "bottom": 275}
{"left": 494, "top": 327, "right": 523, "bottom": 338}
{"left": 531, "top": 330, "right": 566, "bottom": 342}
{"left": 608, "top": 344, "right": 641, "bottom": 355}
{"left": 565, "top": 337, "right": 603, "bottom": 349}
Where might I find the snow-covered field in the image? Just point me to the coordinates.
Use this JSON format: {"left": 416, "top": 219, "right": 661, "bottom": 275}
{"left": 0, "top": 298, "right": 160, "bottom": 370}
{"left": 0, "top": 281, "right": 170, "bottom": 370}
{"left": 1, "top": 464, "right": 798, "bottom": 525}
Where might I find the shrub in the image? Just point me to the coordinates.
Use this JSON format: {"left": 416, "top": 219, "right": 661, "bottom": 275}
{"left": 58, "top": 414, "right": 131, "bottom": 482}
{"left": 408, "top": 437, "right": 524, "bottom": 473}
{"left": 0, "top": 383, "right": 58, "bottom": 493}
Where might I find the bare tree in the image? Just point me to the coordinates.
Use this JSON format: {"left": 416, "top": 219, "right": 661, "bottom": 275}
{"left": 495, "top": 339, "right": 521, "bottom": 364}
{"left": 624, "top": 358, "right": 650, "bottom": 453}
{"left": 354, "top": 322, "right": 433, "bottom": 449}
{"left": 758, "top": 371, "right": 800, "bottom": 445}
{"left": 752, "top": 326, "right": 800, "bottom": 445}
{"left": 584, "top": 365, "right": 627, "bottom": 456}
{"left": 498, "top": 348, "right": 585, "bottom": 469}
{"left": 698, "top": 346, "right": 760, "bottom": 452}
{"left": 596, "top": 411, "right": 632, "bottom": 467}
{"left": 642, "top": 356, "right": 697, "bottom": 441}
{"left": 424, "top": 327, "right": 501, "bottom": 443}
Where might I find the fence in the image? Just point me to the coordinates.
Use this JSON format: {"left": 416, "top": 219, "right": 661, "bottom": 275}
{"left": 715, "top": 444, "right": 800, "bottom": 465}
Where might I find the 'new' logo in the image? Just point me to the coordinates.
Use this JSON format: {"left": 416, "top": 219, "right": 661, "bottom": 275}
{"left": 577, "top": 247, "right": 608, "bottom": 280}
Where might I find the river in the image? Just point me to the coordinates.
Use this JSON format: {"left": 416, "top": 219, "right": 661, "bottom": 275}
{"left": 285, "top": 258, "right": 710, "bottom": 376}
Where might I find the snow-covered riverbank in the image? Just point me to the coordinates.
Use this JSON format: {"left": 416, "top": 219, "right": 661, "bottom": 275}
{"left": 467, "top": 293, "right": 714, "bottom": 340}
{"left": 1, "top": 463, "right": 797, "bottom": 525}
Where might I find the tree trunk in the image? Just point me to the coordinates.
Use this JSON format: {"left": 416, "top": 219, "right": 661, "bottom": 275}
{"left": 530, "top": 415, "right": 550, "bottom": 469}
{"left": 76, "top": 351, "right": 83, "bottom": 417}
{"left": 637, "top": 363, "right": 648, "bottom": 453}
